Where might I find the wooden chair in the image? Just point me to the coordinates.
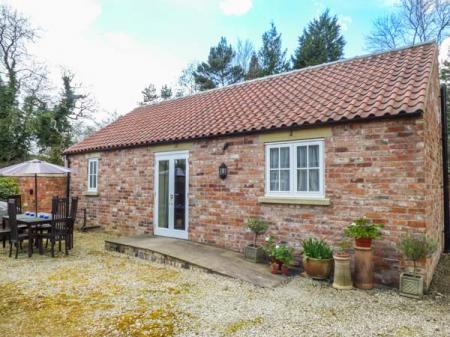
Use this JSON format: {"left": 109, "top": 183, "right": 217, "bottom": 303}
{"left": 68, "top": 197, "right": 78, "bottom": 249}
{"left": 8, "top": 195, "right": 22, "bottom": 214}
{"left": 39, "top": 197, "right": 70, "bottom": 257}
{"left": 7, "top": 199, "right": 30, "bottom": 259}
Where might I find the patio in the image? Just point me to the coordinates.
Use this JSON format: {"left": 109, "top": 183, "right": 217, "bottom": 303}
{"left": 1, "top": 231, "right": 450, "bottom": 337}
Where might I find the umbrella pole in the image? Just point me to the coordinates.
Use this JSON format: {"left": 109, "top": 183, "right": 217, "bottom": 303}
{"left": 35, "top": 173, "right": 38, "bottom": 217}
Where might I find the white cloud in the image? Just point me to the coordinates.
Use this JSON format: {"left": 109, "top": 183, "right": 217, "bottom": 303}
{"left": 219, "top": 0, "right": 252, "bottom": 16}
{"left": 338, "top": 15, "right": 352, "bottom": 32}
{"left": 1, "top": 0, "right": 186, "bottom": 120}
{"left": 440, "top": 37, "right": 450, "bottom": 63}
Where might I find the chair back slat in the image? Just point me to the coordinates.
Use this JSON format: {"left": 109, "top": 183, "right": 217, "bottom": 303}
{"left": 8, "top": 195, "right": 22, "bottom": 214}
{"left": 7, "top": 199, "right": 19, "bottom": 242}
{"left": 70, "top": 197, "right": 78, "bottom": 222}
{"left": 51, "top": 197, "right": 69, "bottom": 234}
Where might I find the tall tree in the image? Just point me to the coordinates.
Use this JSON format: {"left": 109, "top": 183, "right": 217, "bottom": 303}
{"left": 246, "top": 52, "right": 263, "bottom": 80}
{"left": 234, "top": 38, "right": 254, "bottom": 73}
{"left": 366, "top": 0, "right": 450, "bottom": 51}
{"left": 193, "top": 37, "right": 244, "bottom": 91}
{"left": 34, "top": 72, "right": 93, "bottom": 164}
{"left": 178, "top": 63, "right": 199, "bottom": 96}
{"left": 258, "top": 22, "right": 289, "bottom": 76}
{"left": 0, "top": 5, "right": 38, "bottom": 164}
{"left": 139, "top": 83, "right": 159, "bottom": 105}
{"left": 160, "top": 84, "right": 173, "bottom": 100}
{"left": 292, "top": 9, "right": 345, "bottom": 69}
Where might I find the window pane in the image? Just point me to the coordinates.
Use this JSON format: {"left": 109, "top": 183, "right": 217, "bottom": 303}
{"left": 297, "top": 170, "right": 307, "bottom": 191}
{"left": 309, "top": 169, "right": 320, "bottom": 191}
{"left": 280, "top": 170, "right": 290, "bottom": 191}
{"left": 309, "top": 145, "right": 319, "bottom": 167}
{"left": 158, "top": 160, "right": 170, "bottom": 228}
{"left": 89, "top": 175, "right": 92, "bottom": 189}
{"left": 174, "top": 159, "right": 186, "bottom": 230}
{"left": 297, "top": 146, "right": 307, "bottom": 168}
{"left": 280, "top": 147, "right": 290, "bottom": 169}
{"left": 270, "top": 148, "right": 279, "bottom": 169}
{"left": 270, "top": 170, "right": 279, "bottom": 191}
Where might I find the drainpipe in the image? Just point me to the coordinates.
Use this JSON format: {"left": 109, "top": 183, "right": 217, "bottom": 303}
{"left": 65, "top": 155, "right": 71, "bottom": 201}
{"left": 440, "top": 84, "right": 450, "bottom": 252}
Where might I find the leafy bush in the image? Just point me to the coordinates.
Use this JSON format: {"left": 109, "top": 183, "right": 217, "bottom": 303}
{"left": 0, "top": 177, "right": 19, "bottom": 200}
{"left": 344, "top": 217, "right": 383, "bottom": 239}
{"left": 262, "top": 236, "right": 294, "bottom": 265}
{"left": 246, "top": 218, "right": 269, "bottom": 247}
{"left": 272, "top": 245, "right": 294, "bottom": 266}
{"left": 302, "top": 238, "right": 333, "bottom": 260}
{"left": 397, "top": 235, "right": 437, "bottom": 274}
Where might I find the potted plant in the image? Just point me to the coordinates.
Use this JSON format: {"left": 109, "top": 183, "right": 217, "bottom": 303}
{"left": 274, "top": 245, "right": 294, "bottom": 276}
{"left": 262, "top": 237, "right": 293, "bottom": 274}
{"left": 302, "top": 238, "right": 333, "bottom": 280}
{"left": 244, "top": 218, "right": 269, "bottom": 263}
{"left": 332, "top": 240, "right": 353, "bottom": 290}
{"left": 344, "top": 217, "right": 383, "bottom": 248}
{"left": 397, "top": 235, "right": 437, "bottom": 299}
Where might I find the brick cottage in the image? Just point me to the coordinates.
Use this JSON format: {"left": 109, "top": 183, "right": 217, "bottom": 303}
{"left": 65, "top": 42, "right": 448, "bottom": 287}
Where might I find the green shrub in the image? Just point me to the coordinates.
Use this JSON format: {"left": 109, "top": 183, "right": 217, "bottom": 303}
{"left": 246, "top": 218, "right": 269, "bottom": 247}
{"left": 0, "top": 177, "right": 19, "bottom": 200}
{"left": 302, "top": 238, "right": 333, "bottom": 260}
{"left": 397, "top": 235, "right": 437, "bottom": 274}
{"left": 272, "top": 245, "right": 294, "bottom": 266}
{"left": 344, "top": 217, "right": 383, "bottom": 239}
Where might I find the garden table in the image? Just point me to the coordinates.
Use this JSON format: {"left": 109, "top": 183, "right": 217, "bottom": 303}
{"left": 2, "top": 214, "right": 53, "bottom": 257}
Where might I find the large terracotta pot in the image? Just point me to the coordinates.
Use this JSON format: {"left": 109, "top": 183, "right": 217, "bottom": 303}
{"left": 355, "top": 237, "right": 372, "bottom": 248}
{"left": 354, "top": 246, "right": 374, "bottom": 289}
{"left": 303, "top": 256, "right": 333, "bottom": 280}
{"left": 332, "top": 254, "right": 353, "bottom": 290}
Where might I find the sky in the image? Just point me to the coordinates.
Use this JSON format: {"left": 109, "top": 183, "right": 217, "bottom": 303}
{"left": 1, "top": 0, "right": 443, "bottom": 120}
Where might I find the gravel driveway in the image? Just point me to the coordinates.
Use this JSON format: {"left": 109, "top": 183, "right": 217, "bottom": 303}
{"left": 0, "top": 231, "right": 449, "bottom": 337}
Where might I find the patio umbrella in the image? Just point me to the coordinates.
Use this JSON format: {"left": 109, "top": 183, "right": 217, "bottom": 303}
{"left": 0, "top": 159, "right": 71, "bottom": 216}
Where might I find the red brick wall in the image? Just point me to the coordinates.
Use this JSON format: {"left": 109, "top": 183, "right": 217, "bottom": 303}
{"left": 421, "top": 57, "right": 444, "bottom": 287}
{"left": 16, "top": 175, "right": 67, "bottom": 213}
{"left": 68, "top": 114, "right": 443, "bottom": 287}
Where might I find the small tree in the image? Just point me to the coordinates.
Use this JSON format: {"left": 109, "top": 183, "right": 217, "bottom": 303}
{"left": 246, "top": 218, "right": 269, "bottom": 247}
{"left": 0, "top": 176, "right": 19, "bottom": 200}
{"left": 397, "top": 235, "right": 437, "bottom": 275}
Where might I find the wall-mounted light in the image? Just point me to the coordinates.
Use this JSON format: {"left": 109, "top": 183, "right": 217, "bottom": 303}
{"left": 219, "top": 163, "right": 228, "bottom": 180}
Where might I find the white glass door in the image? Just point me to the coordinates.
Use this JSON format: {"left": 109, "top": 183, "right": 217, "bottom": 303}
{"left": 154, "top": 151, "right": 188, "bottom": 239}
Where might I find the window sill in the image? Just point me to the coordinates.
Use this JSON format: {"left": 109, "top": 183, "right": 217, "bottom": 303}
{"left": 84, "top": 191, "right": 99, "bottom": 197}
{"left": 258, "top": 196, "right": 330, "bottom": 206}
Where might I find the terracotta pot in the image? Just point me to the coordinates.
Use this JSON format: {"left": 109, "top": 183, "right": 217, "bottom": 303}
{"left": 354, "top": 246, "right": 374, "bottom": 289}
{"left": 270, "top": 260, "right": 282, "bottom": 274}
{"left": 303, "top": 256, "right": 333, "bottom": 280}
{"left": 332, "top": 254, "right": 353, "bottom": 290}
{"left": 355, "top": 237, "right": 372, "bottom": 248}
{"left": 281, "top": 265, "right": 290, "bottom": 276}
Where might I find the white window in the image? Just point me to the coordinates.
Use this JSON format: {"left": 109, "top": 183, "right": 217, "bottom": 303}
{"left": 265, "top": 139, "right": 325, "bottom": 198}
{"left": 87, "top": 158, "right": 99, "bottom": 192}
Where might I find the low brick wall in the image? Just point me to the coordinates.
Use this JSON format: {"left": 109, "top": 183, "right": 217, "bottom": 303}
{"left": 15, "top": 175, "right": 67, "bottom": 212}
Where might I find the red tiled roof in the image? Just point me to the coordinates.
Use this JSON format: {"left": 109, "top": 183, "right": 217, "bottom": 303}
{"left": 65, "top": 42, "right": 437, "bottom": 155}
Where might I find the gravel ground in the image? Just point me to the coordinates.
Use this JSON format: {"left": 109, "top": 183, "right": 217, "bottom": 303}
{"left": 1, "top": 231, "right": 449, "bottom": 337}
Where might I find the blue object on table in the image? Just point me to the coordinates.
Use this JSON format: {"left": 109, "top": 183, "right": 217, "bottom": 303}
{"left": 25, "top": 211, "right": 30, "bottom": 216}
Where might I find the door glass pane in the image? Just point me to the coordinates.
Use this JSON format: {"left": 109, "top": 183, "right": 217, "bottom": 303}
{"left": 309, "top": 145, "right": 319, "bottom": 167}
{"left": 297, "top": 169, "right": 307, "bottom": 191}
{"left": 280, "top": 147, "right": 290, "bottom": 168}
{"left": 297, "top": 146, "right": 307, "bottom": 168}
{"left": 280, "top": 170, "right": 290, "bottom": 191}
{"left": 270, "top": 148, "right": 279, "bottom": 169}
{"left": 270, "top": 170, "right": 279, "bottom": 191}
{"left": 158, "top": 160, "right": 169, "bottom": 228}
{"left": 309, "top": 169, "right": 320, "bottom": 191}
{"left": 174, "top": 159, "right": 186, "bottom": 230}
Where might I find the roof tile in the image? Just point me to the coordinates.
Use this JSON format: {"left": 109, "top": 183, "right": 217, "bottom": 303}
{"left": 65, "top": 42, "right": 437, "bottom": 154}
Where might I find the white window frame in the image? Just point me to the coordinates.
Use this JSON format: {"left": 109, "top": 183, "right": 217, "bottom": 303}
{"left": 265, "top": 139, "right": 325, "bottom": 198}
{"left": 87, "top": 158, "right": 99, "bottom": 193}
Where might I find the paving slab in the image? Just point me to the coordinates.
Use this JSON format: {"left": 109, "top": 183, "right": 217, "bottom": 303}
{"left": 105, "top": 235, "right": 285, "bottom": 288}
